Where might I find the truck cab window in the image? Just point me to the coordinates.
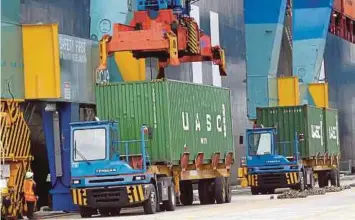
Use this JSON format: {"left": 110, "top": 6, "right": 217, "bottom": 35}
{"left": 73, "top": 128, "right": 106, "bottom": 161}
{"left": 248, "top": 133, "right": 272, "bottom": 155}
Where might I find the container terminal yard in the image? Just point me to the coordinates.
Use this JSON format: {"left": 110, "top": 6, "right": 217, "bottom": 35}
{"left": 1, "top": 0, "right": 355, "bottom": 219}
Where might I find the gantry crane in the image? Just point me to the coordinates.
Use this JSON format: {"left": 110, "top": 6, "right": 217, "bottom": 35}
{"left": 97, "top": 0, "right": 227, "bottom": 79}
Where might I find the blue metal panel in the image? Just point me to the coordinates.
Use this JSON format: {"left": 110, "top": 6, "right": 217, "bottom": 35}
{"left": 244, "top": 0, "right": 286, "bottom": 119}
{"left": 42, "top": 103, "right": 79, "bottom": 212}
{"left": 244, "top": 0, "right": 286, "bottom": 24}
{"left": 324, "top": 33, "right": 355, "bottom": 164}
{"left": 292, "top": 0, "right": 333, "bottom": 84}
{"left": 20, "top": 0, "right": 90, "bottom": 38}
{"left": 1, "top": 0, "right": 20, "bottom": 23}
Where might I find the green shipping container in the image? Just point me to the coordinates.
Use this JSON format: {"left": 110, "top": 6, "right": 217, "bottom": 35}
{"left": 323, "top": 108, "right": 340, "bottom": 155}
{"left": 256, "top": 105, "right": 326, "bottom": 158}
{"left": 1, "top": 22, "right": 24, "bottom": 99}
{"left": 95, "top": 80, "right": 234, "bottom": 165}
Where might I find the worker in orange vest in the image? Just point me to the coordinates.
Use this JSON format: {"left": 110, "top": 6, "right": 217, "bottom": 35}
{"left": 23, "top": 171, "right": 37, "bottom": 219}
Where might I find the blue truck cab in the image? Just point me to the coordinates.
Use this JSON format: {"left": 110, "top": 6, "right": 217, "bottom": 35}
{"left": 239, "top": 126, "right": 309, "bottom": 195}
{"left": 70, "top": 120, "right": 176, "bottom": 217}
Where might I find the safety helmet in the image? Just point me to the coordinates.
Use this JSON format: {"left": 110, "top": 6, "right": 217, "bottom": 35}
{"left": 25, "top": 172, "right": 34, "bottom": 179}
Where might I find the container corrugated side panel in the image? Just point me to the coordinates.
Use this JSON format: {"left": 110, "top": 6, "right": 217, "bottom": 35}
{"left": 324, "top": 108, "right": 340, "bottom": 154}
{"left": 95, "top": 81, "right": 170, "bottom": 163}
{"left": 256, "top": 106, "right": 306, "bottom": 157}
{"left": 167, "top": 81, "right": 233, "bottom": 163}
{"left": 256, "top": 106, "right": 325, "bottom": 158}
{"left": 1, "top": 22, "right": 25, "bottom": 99}
{"left": 305, "top": 106, "right": 326, "bottom": 156}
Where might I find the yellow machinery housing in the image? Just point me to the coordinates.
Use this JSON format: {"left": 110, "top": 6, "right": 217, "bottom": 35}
{"left": 0, "top": 101, "right": 32, "bottom": 219}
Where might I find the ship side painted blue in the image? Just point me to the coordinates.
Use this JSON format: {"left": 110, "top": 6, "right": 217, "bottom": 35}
{"left": 244, "top": 0, "right": 287, "bottom": 119}
{"left": 20, "top": 0, "right": 90, "bottom": 39}
{"left": 324, "top": 33, "right": 355, "bottom": 166}
{"left": 292, "top": 0, "right": 333, "bottom": 84}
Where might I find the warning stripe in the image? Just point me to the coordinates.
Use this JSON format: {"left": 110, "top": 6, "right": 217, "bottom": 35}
{"left": 0, "top": 101, "right": 31, "bottom": 159}
{"left": 1, "top": 101, "right": 32, "bottom": 218}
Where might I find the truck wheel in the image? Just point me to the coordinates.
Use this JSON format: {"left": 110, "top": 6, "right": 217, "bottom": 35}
{"left": 79, "top": 207, "right": 93, "bottom": 218}
{"left": 308, "top": 171, "right": 315, "bottom": 189}
{"left": 198, "top": 180, "right": 214, "bottom": 204}
{"left": 163, "top": 183, "right": 176, "bottom": 211}
{"left": 99, "top": 208, "right": 110, "bottom": 216}
{"left": 318, "top": 171, "right": 328, "bottom": 188}
{"left": 214, "top": 177, "right": 226, "bottom": 204}
{"left": 251, "top": 187, "right": 259, "bottom": 195}
{"left": 330, "top": 169, "right": 340, "bottom": 187}
{"left": 110, "top": 208, "right": 121, "bottom": 216}
{"left": 225, "top": 177, "right": 232, "bottom": 203}
{"left": 180, "top": 181, "right": 193, "bottom": 206}
{"left": 297, "top": 172, "right": 305, "bottom": 191}
{"left": 267, "top": 189, "right": 275, "bottom": 194}
{"left": 143, "top": 186, "right": 157, "bottom": 214}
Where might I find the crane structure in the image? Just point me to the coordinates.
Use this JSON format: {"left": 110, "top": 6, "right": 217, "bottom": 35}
{"left": 97, "top": 0, "right": 226, "bottom": 79}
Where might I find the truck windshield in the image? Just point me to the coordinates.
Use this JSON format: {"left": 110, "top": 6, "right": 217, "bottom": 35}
{"left": 73, "top": 128, "right": 106, "bottom": 161}
{"left": 248, "top": 132, "right": 272, "bottom": 155}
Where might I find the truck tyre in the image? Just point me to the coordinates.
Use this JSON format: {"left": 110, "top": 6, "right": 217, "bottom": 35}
{"left": 99, "top": 208, "right": 110, "bottom": 216}
{"left": 318, "top": 171, "right": 328, "bottom": 188}
{"left": 251, "top": 187, "right": 259, "bottom": 195}
{"left": 198, "top": 180, "right": 214, "bottom": 204}
{"left": 180, "top": 181, "right": 193, "bottom": 206}
{"left": 214, "top": 177, "right": 226, "bottom": 204}
{"left": 330, "top": 169, "right": 340, "bottom": 187}
{"left": 79, "top": 207, "right": 93, "bottom": 218}
{"left": 225, "top": 177, "right": 232, "bottom": 203}
{"left": 110, "top": 208, "right": 121, "bottom": 216}
{"left": 163, "top": 183, "right": 176, "bottom": 211}
{"left": 306, "top": 169, "right": 315, "bottom": 189}
{"left": 267, "top": 189, "right": 275, "bottom": 194}
{"left": 143, "top": 186, "right": 157, "bottom": 214}
{"left": 297, "top": 172, "right": 305, "bottom": 191}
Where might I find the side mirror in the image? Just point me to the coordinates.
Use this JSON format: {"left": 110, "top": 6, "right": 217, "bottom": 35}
{"left": 298, "top": 133, "right": 304, "bottom": 142}
{"left": 148, "top": 127, "right": 153, "bottom": 140}
{"left": 239, "top": 136, "right": 244, "bottom": 145}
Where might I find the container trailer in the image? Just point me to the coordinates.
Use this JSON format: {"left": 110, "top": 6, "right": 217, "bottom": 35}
{"left": 70, "top": 80, "right": 234, "bottom": 217}
{"left": 238, "top": 105, "right": 341, "bottom": 194}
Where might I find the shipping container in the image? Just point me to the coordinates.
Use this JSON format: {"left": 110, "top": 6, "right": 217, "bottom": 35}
{"left": 342, "top": 0, "right": 355, "bottom": 19}
{"left": 256, "top": 105, "right": 326, "bottom": 158}
{"left": 95, "top": 80, "right": 234, "bottom": 165}
{"left": 1, "top": 22, "right": 25, "bottom": 99}
{"left": 323, "top": 108, "right": 340, "bottom": 155}
{"left": 333, "top": 0, "right": 341, "bottom": 12}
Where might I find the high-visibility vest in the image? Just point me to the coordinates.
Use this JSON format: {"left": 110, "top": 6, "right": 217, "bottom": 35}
{"left": 23, "top": 179, "right": 36, "bottom": 202}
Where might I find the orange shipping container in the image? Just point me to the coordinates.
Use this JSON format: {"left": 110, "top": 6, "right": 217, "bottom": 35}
{"left": 333, "top": 0, "right": 342, "bottom": 12}
{"left": 342, "top": 0, "right": 355, "bottom": 20}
